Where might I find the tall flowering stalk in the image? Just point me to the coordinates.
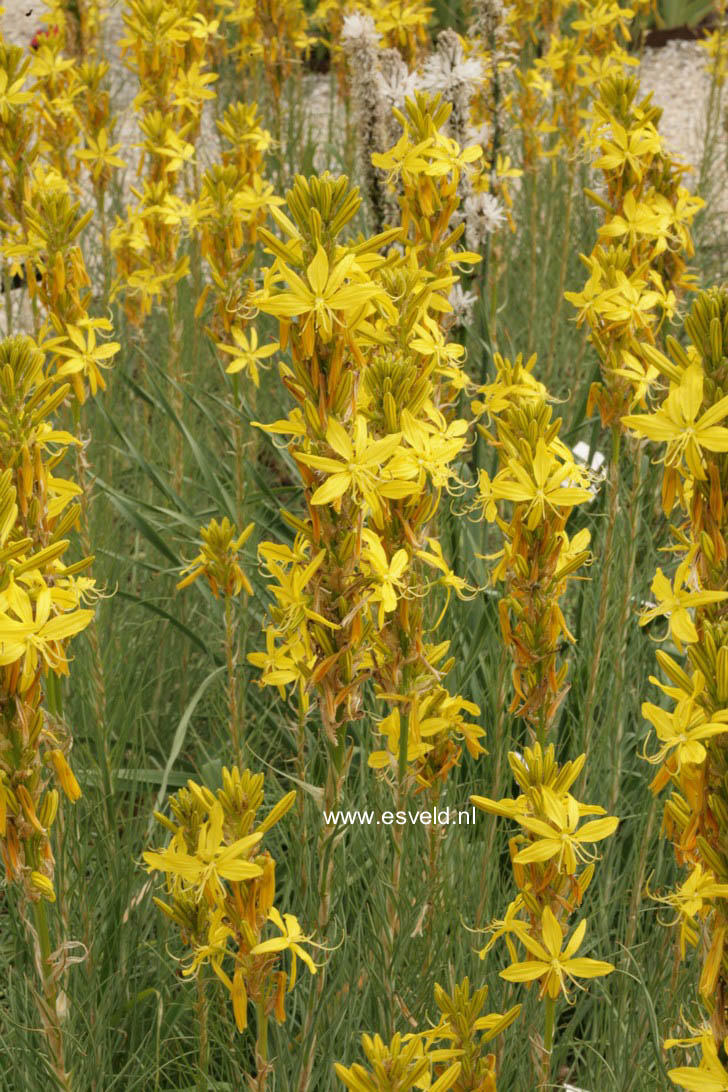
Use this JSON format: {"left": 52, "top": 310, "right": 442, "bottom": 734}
{"left": 28, "top": 10, "right": 83, "bottom": 190}
{"left": 0, "top": 334, "right": 97, "bottom": 1090}
{"left": 249, "top": 172, "right": 404, "bottom": 915}
{"left": 565, "top": 71, "right": 703, "bottom": 775}
{"left": 177, "top": 517, "right": 254, "bottom": 764}
{"left": 362, "top": 93, "right": 487, "bottom": 953}
{"left": 145, "top": 766, "right": 316, "bottom": 1090}
{"left": 114, "top": 0, "right": 218, "bottom": 487}
{"left": 74, "top": 59, "right": 126, "bottom": 304}
{"left": 470, "top": 352, "right": 618, "bottom": 1088}
{"left": 193, "top": 102, "right": 281, "bottom": 522}
{"left": 0, "top": 36, "right": 36, "bottom": 334}
{"left": 224, "top": 0, "right": 312, "bottom": 154}
{"left": 620, "top": 287, "right": 728, "bottom": 1087}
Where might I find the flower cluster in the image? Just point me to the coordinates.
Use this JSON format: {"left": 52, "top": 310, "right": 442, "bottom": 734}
{"left": 145, "top": 766, "right": 316, "bottom": 1036}
{"left": 112, "top": 0, "right": 219, "bottom": 324}
{"left": 621, "top": 287, "right": 728, "bottom": 1080}
{"left": 0, "top": 334, "right": 94, "bottom": 903}
{"left": 566, "top": 72, "right": 703, "bottom": 427}
{"left": 335, "top": 977, "right": 520, "bottom": 1092}
{"left": 470, "top": 351, "right": 617, "bottom": 1080}
{"left": 251, "top": 133, "right": 482, "bottom": 798}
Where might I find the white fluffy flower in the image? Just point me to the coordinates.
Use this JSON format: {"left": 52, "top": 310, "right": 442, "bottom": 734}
{"left": 341, "top": 11, "right": 380, "bottom": 51}
{"left": 449, "top": 283, "right": 478, "bottom": 327}
{"left": 420, "top": 30, "right": 483, "bottom": 98}
{"left": 464, "top": 120, "right": 492, "bottom": 151}
{"left": 377, "top": 48, "right": 419, "bottom": 113}
{"left": 464, "top": 191, "right": 505, "bottom": 247}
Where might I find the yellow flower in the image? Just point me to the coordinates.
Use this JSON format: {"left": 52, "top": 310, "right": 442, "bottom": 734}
{"left": 0, "top": 580, "right": 94, "bottom": 692}
{"left": 361, "top": 530, "right": 408, "bottom": 628}
{"left": 254, "top": 244, "right": 391, "bottom": 352}
{"left": 490, "top": 438, "right": 592, "bottom": 529}
{"left": 75, "top": 128, "right": 126, "bottom": 183}
{"left": 651, "top": 865, "right": 728, "bottom": 959}
{"left": 639, "top": 557, "right": 728, "bottom": 647}
{"left": 250, "top": 906, "right": 317, "bottom": 988}
{"left": 0, "top": 65, "right": 33, "bottom": 121}
{"left": 667, "top": 1031, "right": 728, "bottom": 1091}
{"left": 500, "top": 907, "right": 614, "bottom": 1000}
{"left": 50, "top": 323, "right": 120, "bottom": 402}
{"left": 387, "top": 409, "right": 468, "bottom": 491}
{"left": 642, "top": 696, "right": 728, "bottom": 771}
{"left": 297, "top": 416, "right": 414, "bottom": 515}
{"left": 143, "top": 801, "right": 263, "bottom": 901}
{"left": 623, "top": 364, "right": 728, "bottom": 480}
{"left": 216, "top": 325, "right": 279, "bottom": 387}
{"left": 513, "top": 812, "right": 619, "bottom": 875}
{"left": 592, "top": 116, "right": 662, "bottom": 179}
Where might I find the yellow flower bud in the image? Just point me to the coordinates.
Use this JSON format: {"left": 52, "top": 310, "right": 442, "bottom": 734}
{"left": 48, "top": 749, "right": 82, "bottom": 802}
{"left": 231, "top": 966, "right": 247, "bottom": 1032}
{"left": 39, "top": 789, "right": 60, "bottom": 829}
{"left": 30, "top": 871, "right": 56, "bottom": 902}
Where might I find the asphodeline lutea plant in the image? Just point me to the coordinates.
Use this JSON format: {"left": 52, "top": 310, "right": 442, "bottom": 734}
{"left": 27, "top": 10, "right": 83, "bottom": 189}
{"left": 248, "top": 166, "right": 473, "bottom": 1086}
{"left": 358, "top": 93, "right": 487, "bottom": 950}
{"left": 0, "top": 334, "right": 97, "bottom": 1090}
{"left": 2, "top": 167, "right": 120, "bottom": 406}
{"left": 563, "top": 67, "right": 703, "bottom": 782}
{"left": 192, "top": 101, "right": 282, "bottom": 522}
{"left": 620, "top": 287, "right": 728, "bottom": 1085}
{"left": 177, "top": 517, "right": 254, "bottom": 764}
{"left": 567, "top": 71, "right": 704, "bottom": 432}
{"left": 249, "top": 172, "right": 407, "bottom": 755}
{"left": 74, "top": 57, "right": 126, "bottom": 302}
{"left": 145, "top": 766, "right": 317, "bottom": 1089}
{"left": 335, "top": 977, "right": 521, "bottom": 1092}
{"left": 470, "top": 352, "right": 618, "bottom": 1088}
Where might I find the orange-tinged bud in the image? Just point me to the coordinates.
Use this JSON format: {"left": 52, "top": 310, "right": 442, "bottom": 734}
{"left": 48, "top": 749, "right": 82, "bottom": 802}
{"left": 258, "top": 856, "right": 275, "bottom": 915}
{"left": 274, "top": 971, "right": 287, "bottom": 1024}
{"left": 232, "top": 966, "right": 247, "bottom": 1032}
{"left": 16, "top": 785, "right": 45, "bottom": 832}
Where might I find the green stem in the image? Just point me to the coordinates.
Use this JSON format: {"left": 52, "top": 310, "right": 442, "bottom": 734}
{"left": 297, "top": 730, "right": 348, "bottom": 1092}
{"left": 579, "top": 424, "right": 621, "bottom": 784}
{"left": 196, "top": 968, "right": 208, "bottom": 1092}
{"left": 32, "top": 899, "right": 72, "bottom": 1091}
{"left": 224, "top": 595, "right": 242, "bottom": 766}
{"left": 539, "top": 996, "right": 555, "bottom": 1090}
{"left": 544, "top": 157, "right": 575, "bottom": 385}
{"left": 256, "top": 1001, "right": 269, "bottom": 1092}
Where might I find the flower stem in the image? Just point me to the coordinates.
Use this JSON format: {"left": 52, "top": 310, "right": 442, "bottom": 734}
{"left": 224, "top": 595, "right": 242, "bottom": 767}
{"left": 539, "top": 996, "right": 555, "bottom": 1090}
{"left": 579, "top": 424, "right": 621, "bottom": 783}
{"left": 256, "top": 1001, "right": 269, "bottom": 1092}
{"left": 196, "top": 968, "right": 208, "bottom": 1092}
{"left": 32, "top": 898, "right": 72, "bottom": 1091}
